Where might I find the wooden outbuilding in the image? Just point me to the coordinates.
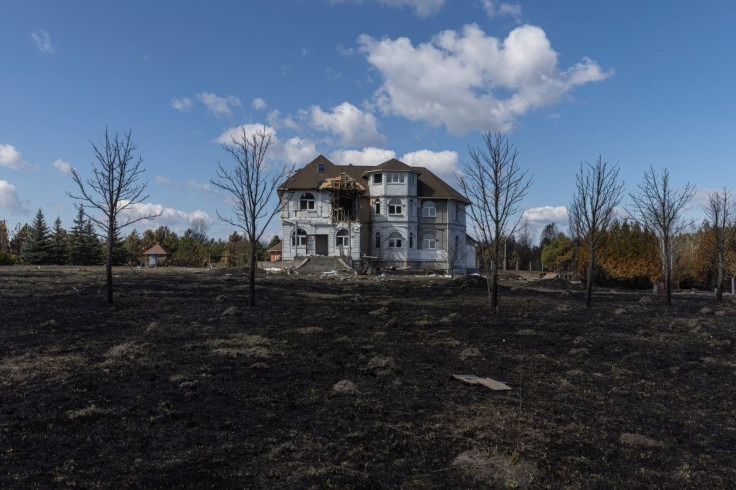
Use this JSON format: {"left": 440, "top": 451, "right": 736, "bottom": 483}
{"left": 143, "top": 244, "right": 169, "bottom": 267}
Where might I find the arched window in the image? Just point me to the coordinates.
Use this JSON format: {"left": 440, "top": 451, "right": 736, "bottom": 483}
{"left": 388, "top": 232, "right": 403, "bottom": 248}
{"left": 409, "top": 232, "right": 414, "bottom": 249}
{"left": 374, "top": 199, "right": 381, "bottom": 215}
{"left": 300, "top": 193, "right": 315, "bottom": 211}
{"left": 292, "top": 228, "right": 307, "bottom": 246}
{"left": 409, "top": 199, "right": 415, "bottom": 216}
{"left": 375, "top": 232, "right": 381, "bottom": 249}
{"left": 422, "top": 201, "right": 436, "bottom": 218}
{"left": 388, "top": 198, "right": 402, "bottom": 216}
{"left": 336, "top": 229, "right": 349, "bottom": 247}
{"left": 423, "top": 233, "right": 436, "bottom": 250}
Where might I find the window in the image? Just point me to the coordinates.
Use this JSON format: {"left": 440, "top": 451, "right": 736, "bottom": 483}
{"left": 300, "top": 193, "right": 315, "bottom": 211}
{"left": 389, "top": 232, "right": 403, "bottom": 248}
{"left": 388, "top": 198, "right": 402, "bottom": 216}
{"left": 317, "top": 163, "right": 326, "bottom": 173}
{"left": 409, "top": 173, "right": 415, "bottom": 184}
{"left": 374, "top": 173, "right": 382, "bottom": 184}
{"left": 375, "top": 232, "right": 381, "bottom": 249}
{"left": 386, "top": 172, "right": 405, "bottom": 183}
{"left": 409, "top": 232, "right": 414, "bottom": 249}
{"left": 336, "top": 229, "right": 349, "bottom": 247}
{"left": 423, "top": 233, "right": 436, "bottom": 249}
{"left": 422, "top": 201, "right": 436, "bottom": 218}
{"left": 409, "top": 199, "right": 415, "bottom": 216}
{"left": 374, "top": 199, "right": 381, "bottom": 215}
{"left": 292, "top": 228, "right": 307, "bottom": 246}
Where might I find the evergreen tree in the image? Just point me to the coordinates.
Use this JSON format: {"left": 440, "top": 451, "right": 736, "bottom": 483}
{"left": 9, "top": 223, "right": 30, "bottom": 256}
{"left": 108, "top": 226, "right": 129, "bottom": 266}
{"left": 0, "top": 220, "right": 9, "bottom": 252}
{"left": 69, "top": 206, "right": 103, "bottom": 265}
{"left": 21, "top": 209, "right": 53, "bottom": 264}
{"left": 50, "top": 216, "right": 69, "bottom": 265}
{"left": 124, "top": 230, "right": 144, "bottom": 265}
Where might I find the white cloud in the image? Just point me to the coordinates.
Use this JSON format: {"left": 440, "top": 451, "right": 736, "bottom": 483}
{"left": 309, "top": 102, "right": 385, "bottom": 146}
{"left": 330, "top": 147, "right": 397, "bottom": 165}
{"left": 0, "top": 144, "right": 35, "bottom": 171}
{"left": 171, "top": 97, "right": 193, "bottom": 112}
{"left": 252, "top": 98, "right": 267, "bottom": 110}
{"left": 197, "top": 92, "right": 242, "bottom": 118}
{"left": 215, "top": 124, "right": 318, "bottom": 165}
{"left": 267, "top": 109, "right": 300, "bottom": 130}
{"left": 117, "top": 200, "right": 212, "bottom": 234}
{"left": 401, "top": 149, "right": 459, "bottom": 181}
{"left": 522, "top": 205, "right": 569, "bottom": 226}
{"left": 482, "top": 0, "right": 522, "bottom": 21}
{"left": 359, "top": 24, "right": 611, "bottom": 134}
{"left": 155, "top": 175, "right": 176, "bottom": 187}
{"left": 51, "top": 159, "right": 71, "bottom": 174}
{"left": 0, "top": 180, "right": 27, "bottom": 215}
{"left": 329, "top": 0, "right": 445, "bottom": 17}
{"left": 31, "top": 30, "right": 54, "bottom": 53}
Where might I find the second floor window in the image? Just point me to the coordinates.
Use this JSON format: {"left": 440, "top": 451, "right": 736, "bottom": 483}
{"left": 422, "top": 201, "right": 436, "bottom": 218}
{"left": 300, "top": 193, "right": 315, "bottom": 211}
{"left": 374, "top": 199, "right": 381, "bottom": 215}
{"left": 388, "top": 198, "right": 402, "bottom": 216}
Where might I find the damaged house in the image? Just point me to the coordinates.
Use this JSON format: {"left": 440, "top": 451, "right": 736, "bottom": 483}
{"left": 278, "top": 155, "right": 475, "bottom": 273}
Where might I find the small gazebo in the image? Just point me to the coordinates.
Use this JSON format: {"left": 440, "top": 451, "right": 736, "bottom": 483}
{"left": 266, "top": 241, "right": 282, "bottom": 262}
{"left": 143, "top": 244, "right": 169, "bottom": 267}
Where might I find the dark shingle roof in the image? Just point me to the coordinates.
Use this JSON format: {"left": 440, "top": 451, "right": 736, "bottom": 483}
{"left": 279, "top": 155, "right": 469, "bottom": 204}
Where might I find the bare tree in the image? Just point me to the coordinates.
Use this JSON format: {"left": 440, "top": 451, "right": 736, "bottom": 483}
{"left": 628, "top": 166, "right": 695, "bottom": 306}
{"left": 189, "top": 217, "right": 209, "bottom": 243}
{"left": 459, "top": 131, "right": 533, "bottom": 309}
{"left": 68, "top": 129, "right": 159, "bottom": 304}
{"left": 705, "top": 187, "right": 735, "bottom": 302}
{"left": 569, "top": 156, "right": 624, "bottom": 307}
{"left": 211, "top": 126, "right": 292, "bottom": 307}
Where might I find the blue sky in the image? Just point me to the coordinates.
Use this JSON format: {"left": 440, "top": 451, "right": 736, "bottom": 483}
{"left": 2, "top": 0, "right": 735, "bottom": 242}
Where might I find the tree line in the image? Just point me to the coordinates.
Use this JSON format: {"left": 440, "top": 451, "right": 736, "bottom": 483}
{"left": 0, "top": 210, "right": 280, "bottom": 268}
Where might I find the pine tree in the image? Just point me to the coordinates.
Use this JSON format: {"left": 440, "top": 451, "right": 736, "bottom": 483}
{"left": 50, "top": 216, "right": 69, "bottom": 265}
{"left": 9, "top": 223, "right": 30, "bottom": 256}
{"left": 69, "top": 206, "right": 103, "bottom": 265}
{"left": 0, "top": 220, "right": 10, "bottom": 252}
{"left": 108, "top": 226, "right": 129, "bottom": 266}
{"left": 21, "top": 209, "right": 53, "bottom": 264}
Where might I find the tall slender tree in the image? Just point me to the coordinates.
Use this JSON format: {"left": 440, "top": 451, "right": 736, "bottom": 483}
{"left": 569, "top": 157, "right": 624, "bottom": 306}
{"left": 210, "top": 126, "right": 293, "bottom": 307}
{"left": 704, "top": 188, "right": 735, "bottom": 302}
{"left": 68, "top": 129, "right": 159, "bottom": 304}
{"left": 459, "top": 131, "right": 533, "bottom": 309}
{"left": 50, "top": 216, "right": 69, "bottom": 265}
{"left": 629, "top": 166, "right": 695, "bottom": 306}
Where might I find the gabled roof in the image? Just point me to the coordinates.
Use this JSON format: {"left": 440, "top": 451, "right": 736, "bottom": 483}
{"left": 278, "top": 155, "right": 469, "bottom": 204}
{"left": 143, "top": 244, "right": 169, "bottom": 255}
{"left": 266, "top": 241, "right": 282, "bottom": 253}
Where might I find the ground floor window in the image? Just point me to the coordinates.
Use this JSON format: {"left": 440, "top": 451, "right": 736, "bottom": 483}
{"left": 388, "top": 232, "right": 403, "bottom": 248}
{"left": 423, "top": 233, "right": 436, "bottom": 249}
{"left": 336, "top": 229, "right": 349, "bottom": 247}
{"left": 292, "top": 228, "right": 307, "bottom": 246}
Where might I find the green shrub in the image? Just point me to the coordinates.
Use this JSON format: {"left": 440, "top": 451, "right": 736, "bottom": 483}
{"left": 0, "top": 251, "right": 17, "bottom": 265}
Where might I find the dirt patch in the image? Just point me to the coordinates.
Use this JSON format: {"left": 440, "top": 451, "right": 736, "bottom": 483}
{"left": 452, "top": 449, "right": 539, "bottom": 488}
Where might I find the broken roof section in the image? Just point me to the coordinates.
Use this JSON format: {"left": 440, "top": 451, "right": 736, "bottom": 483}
{"left": 318, "top": 172, "right": 366, "bottom": 192}
{"left": 279, "top": 155, "right": 469, "bottom": 204}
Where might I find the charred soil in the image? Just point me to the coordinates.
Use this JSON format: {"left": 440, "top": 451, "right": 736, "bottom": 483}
{"left": 1, "top": 266, "right": 735, "bottom": 488}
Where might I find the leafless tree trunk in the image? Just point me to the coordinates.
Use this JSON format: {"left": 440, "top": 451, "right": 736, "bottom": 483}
{"left": 211, "top": 126, "right": 293, "bottom": 307}
{"left": 459, "top": 132, "right": 533, "bottom": 310}
{"left": 629, "top": 166, "right": 695, "bottom": 306}
{"left": 68, "top": 129, "right": 159, "bottom": 305}
{"left": 569, "top": 156, "right": 624, "bottom": 307}
{"left": 705, "top": 188, "right": 734, "bottom": 303}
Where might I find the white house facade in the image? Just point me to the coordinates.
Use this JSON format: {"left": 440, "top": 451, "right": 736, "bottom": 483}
{"left": 278, "top": 155, "right": 475, "bottom": 272}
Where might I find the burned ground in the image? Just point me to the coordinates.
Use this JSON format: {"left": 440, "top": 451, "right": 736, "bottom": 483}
{"left": 1, "top": 266, "right": 735, "bottom": 488}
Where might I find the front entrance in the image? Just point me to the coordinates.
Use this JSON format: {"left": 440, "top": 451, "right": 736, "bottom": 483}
{"left": 315, "top": 235, "right": 328, "bottom": 256}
